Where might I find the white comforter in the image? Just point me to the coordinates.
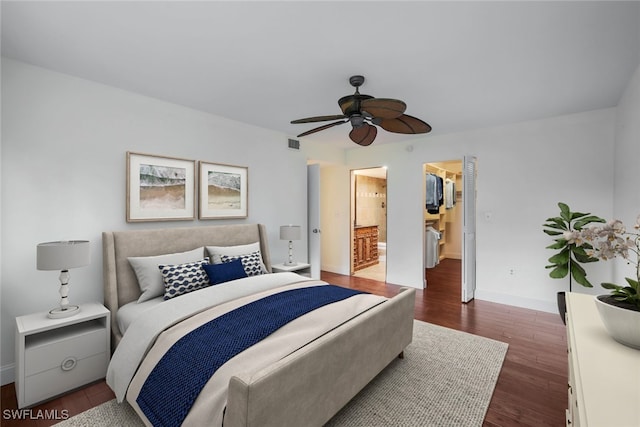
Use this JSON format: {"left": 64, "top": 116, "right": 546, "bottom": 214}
{"left": 106, "top": 272, "right": 386, "bottom": 426}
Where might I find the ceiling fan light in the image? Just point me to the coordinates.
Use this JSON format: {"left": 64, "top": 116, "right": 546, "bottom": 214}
{"left": 350, "top": 115, "right": 365, "bottom": 127}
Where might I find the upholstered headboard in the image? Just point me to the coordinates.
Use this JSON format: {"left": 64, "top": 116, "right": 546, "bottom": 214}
{"left": 102, "top": 224, "right": 272, "bottom": 348}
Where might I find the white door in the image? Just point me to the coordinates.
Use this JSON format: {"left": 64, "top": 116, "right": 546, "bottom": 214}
{"left": 462, "top": 155, "right": 477, "bottom": 303}
{"left": 307, "top": 164, "right": 321, "bottom": 279}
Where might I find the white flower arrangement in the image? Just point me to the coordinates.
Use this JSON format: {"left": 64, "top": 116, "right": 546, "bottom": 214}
{"left": 575, "top": 215, "right": 640, "bottom": 309}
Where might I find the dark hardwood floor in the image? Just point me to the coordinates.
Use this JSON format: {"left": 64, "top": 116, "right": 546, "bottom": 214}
{"left": 327, "top": 259, "right": 568, "bottom": 426}
{"left": 1, "top": 259, "right": 567, "bottom": 426}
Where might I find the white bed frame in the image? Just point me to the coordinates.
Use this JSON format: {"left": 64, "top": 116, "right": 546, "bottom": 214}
{"left": 102, "top": 223, "right": 415, "bottom": 427}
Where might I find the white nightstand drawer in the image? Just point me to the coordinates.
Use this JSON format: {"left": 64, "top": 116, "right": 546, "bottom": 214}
{"left": 24, "top": 352, "right": 108, "bottom": 405}
{"left": 24, "top": 322, "right": 107, "bottom": 376}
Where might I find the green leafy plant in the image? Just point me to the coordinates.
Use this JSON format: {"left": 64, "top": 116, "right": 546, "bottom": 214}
{"left": 601, "top": 280, "right": 640, "bottom": 309}
{"left": 576, "top": 216, "right": 640, "bottom": 310}
{"left": 543, "top": 202, "right": 605, "bottom": 290}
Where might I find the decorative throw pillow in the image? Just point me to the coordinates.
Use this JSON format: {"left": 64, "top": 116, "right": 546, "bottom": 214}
{"left": 220, "top": 251, "right": 266, "bottom": 276}
{"left": 129, "top": 247, "right": 205, "bottom": 303}
{"left": 202, "top": 259, "right": 248, "bottom": 285}
{"left": 159, "top": 258, "right": 210, "bottom": 300}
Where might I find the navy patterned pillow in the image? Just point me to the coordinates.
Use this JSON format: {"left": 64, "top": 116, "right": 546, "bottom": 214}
{"left": 159, "top": 258, "right": 210, "bottom": 300}
{"left": 220, "top": 251, "right": 266, "bottom": 276}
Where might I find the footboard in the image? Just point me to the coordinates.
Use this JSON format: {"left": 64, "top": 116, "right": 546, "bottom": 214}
{"left": 224, "top": 287, "right": 415, "bottom": 427}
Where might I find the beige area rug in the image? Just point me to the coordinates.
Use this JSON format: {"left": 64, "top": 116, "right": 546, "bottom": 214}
{"left": 55, "top": 320, "right": 508, "bottom": 427}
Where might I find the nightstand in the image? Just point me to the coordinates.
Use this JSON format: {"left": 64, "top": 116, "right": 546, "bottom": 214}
{"left": 15, "top": 302, "right": 110, "bottom": 408}
{"left": 272, "top": 262, "right": 312, "bottom": 277}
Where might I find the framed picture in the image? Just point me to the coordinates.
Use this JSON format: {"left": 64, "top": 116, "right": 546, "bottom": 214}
{"left": 126, "top": 152, "right": 196, "bottom": 222}
{"left": 199, "top": 161, "right": 248, "bottom": 219}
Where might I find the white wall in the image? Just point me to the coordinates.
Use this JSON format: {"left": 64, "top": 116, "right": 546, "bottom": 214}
{"left": 319, "top": 108, "right": 618, "bottom": 313}
{"left": 613, "top": 63, "right": 640, "bottom": 283}
{"left": 0, "top": 59, "right": 318, "bottom": 384}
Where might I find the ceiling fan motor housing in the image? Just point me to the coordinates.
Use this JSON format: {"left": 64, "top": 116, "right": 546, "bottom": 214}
{"left": 339, "top": 93, "right": 373, "bottom": 117}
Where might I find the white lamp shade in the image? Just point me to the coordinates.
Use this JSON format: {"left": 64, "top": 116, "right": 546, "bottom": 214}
{"left": 280, "top": 225, "right": 301, "bottom": 241}
{"left": 37, "top": 240, "right": 91, "bottom": 271}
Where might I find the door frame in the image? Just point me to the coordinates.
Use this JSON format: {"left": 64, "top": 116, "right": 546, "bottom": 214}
{"left": 350, "top": 167, "right": 388, "bottom": 279}
{"left": 422, "top": 158, "right": 476, "bottom": 302}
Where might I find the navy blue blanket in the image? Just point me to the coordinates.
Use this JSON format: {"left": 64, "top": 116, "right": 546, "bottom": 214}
{"left": 137, "top": 285, "right": 366, "bottom": 427}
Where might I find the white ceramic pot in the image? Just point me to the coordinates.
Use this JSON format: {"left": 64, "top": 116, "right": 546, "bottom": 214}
{"left": 595, "top": 295, "right": 640, "bottom": 350}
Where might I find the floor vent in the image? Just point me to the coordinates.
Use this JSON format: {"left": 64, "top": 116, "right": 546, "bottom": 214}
{"left": 288, "top": 138, "right": 300, "bottom": 150}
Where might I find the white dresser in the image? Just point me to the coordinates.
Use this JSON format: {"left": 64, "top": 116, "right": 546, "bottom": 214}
{"left": 15, "top": 302, "right": 110, "bottom": 408}
{"left": 566, "top": 293, "right": 639, "bottom": 426}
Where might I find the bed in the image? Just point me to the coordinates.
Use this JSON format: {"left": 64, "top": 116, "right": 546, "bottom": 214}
{"left": 102, "top": 223, "right": 415, "bottom": 427}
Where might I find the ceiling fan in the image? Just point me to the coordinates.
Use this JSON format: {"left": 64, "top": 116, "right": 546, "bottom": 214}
{"left": 291, "top": 75, "right": 431, "bottom": 146}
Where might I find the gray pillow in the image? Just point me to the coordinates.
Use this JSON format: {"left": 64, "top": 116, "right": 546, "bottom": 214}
{"left": 206, "top": 242, "right": 267, "bottom": 274}
{"left": 128, "top": 247, "right": 205, "bottom": 302}
{"left": 206, "top": 242, "right": 261, "bottom": 263}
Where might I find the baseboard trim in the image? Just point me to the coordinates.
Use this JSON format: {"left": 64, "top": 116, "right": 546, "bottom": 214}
{"left": 1, "top": 363, "right": 15, "bottom": 386}
{"left": 474, "top": 290, "right": 557, "bottom": 314}
{"left": 320, "top": 264, "right": 350, "bottom": 276}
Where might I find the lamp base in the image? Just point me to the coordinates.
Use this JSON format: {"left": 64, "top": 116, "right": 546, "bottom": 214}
{"left": 284, "top": 260, "right": 298, "bottom": 266}
{"left": 48, "top": 305, "right": 80, "bottom": 319}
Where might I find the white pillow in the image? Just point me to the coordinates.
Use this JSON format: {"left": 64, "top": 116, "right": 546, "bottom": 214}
{"left": 206, "top": 242, "right": 267, "bottom": 273}
{"left": 128, "top": 247, "right": 205, "bottom": 302}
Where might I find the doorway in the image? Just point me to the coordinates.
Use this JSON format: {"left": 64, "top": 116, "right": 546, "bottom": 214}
{"left": 424, "top": 160, "right": 463, "bottom": 291}
{"left": 351, "top": 167, "right": 387, "bottom": 281}
{"left": 424, "top": 156, "right": 477, "bottom": 302}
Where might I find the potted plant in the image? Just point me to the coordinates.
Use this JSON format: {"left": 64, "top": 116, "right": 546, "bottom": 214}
{"left": 574, "top": 215, "right": 640, "bottom": 349}
{"left": 543, "top": 202, "right": 605, "bottom": 323}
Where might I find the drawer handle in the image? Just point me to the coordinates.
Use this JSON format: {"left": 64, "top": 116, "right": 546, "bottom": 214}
{"left": 61, "top": 356, "right": 77, "bottom": 371}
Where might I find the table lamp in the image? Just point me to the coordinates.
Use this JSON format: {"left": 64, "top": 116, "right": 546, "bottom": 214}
{"left": 37, "top": 240, "right": 90, "bottom": 319}
{"left": 280, "top": 225, "right": 301, "bottom": 266}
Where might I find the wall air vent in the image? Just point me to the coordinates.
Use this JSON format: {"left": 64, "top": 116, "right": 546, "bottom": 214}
{"left": 288, "top": 138, "right": 300, "bottom": 150}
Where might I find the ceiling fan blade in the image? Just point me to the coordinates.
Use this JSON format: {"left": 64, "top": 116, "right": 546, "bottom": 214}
{"left": 297, "top": 120, "right": 348, "bottom": 137}
{"left": 291, "top": 114, "right": 347, "bottom": 124}
{"left": 378, "top": 114, "right": 432, "bottom": 134}
{"left": 361, "top": 98, "right": 407, "bottom": 119}
{"left": 349, "top": 123, "right": 377, "bottom": 146}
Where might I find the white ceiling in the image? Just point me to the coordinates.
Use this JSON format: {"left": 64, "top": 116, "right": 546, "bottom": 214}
{"left": 2, "top": 1, "right": 639, "bottom": 149}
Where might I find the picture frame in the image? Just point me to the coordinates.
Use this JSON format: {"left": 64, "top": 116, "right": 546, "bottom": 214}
{"left": 126, "top": 151, "right": 196, "bottom": 222}
{"left": 199, "top": 161, "right": 248, "bottom": 219}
